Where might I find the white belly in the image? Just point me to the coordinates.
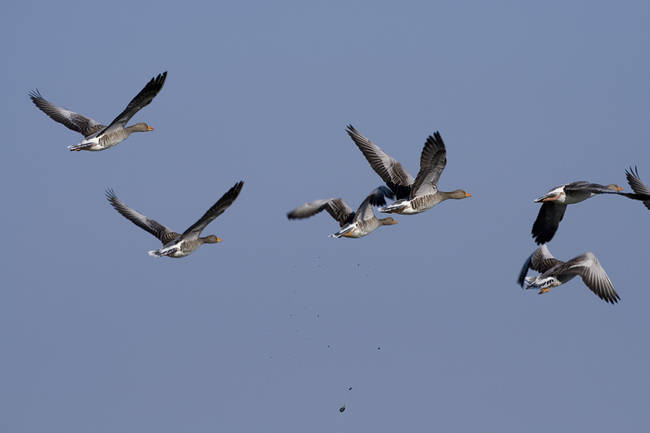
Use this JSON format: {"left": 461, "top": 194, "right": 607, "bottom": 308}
{"left": 343, "top": 227, "right": 365, "bottom": 238}
{"left": 149, "top": 240, "right": 191, "bottom": 258}
{"left": 399, "top": 203, "right": 423, "bottom": 214}
{"left": 68, "top": 135, "right": 121, "bottom": 151}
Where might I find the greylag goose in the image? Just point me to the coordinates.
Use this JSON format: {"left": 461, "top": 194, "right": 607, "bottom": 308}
{"left": 346, "top": 125, "right": 470, "bottom": 215}
{"left": 625, "top": 166, "right": 650, "bottom": 210}
{"left": 106, "top": 181, "right": 243, "bottom": 257}
{"left": 517, "top": 245, "right": 620, "bottom": 304}
{"left": 531, "top": 180, "right": 650, "bottom": 244}
{"left": 30, "top": 71, "right": 167, "bottom": 151}
{"left": 287, "top": 186, "right": 397, "bottom": 238}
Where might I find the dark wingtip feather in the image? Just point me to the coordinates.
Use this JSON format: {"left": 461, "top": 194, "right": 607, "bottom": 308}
{"left": 222, "top": 180, "right": 245, "bottom": 204}
{"left": 156, "top": 71, "right": 168, "bottom": 87}
{"left": 430, "top": 131, "right": 445, "bottom": 149}
{"left": 28, "top": 89, "right": 42, "bottom": 100}
{"left": 231, "top": 180, "right": 244, "bottom": 194}
{"left": 345, "top": 124, "right": 361, "bottom": 137}
{"left": 104, "top": 188, "right": 124, "bottom": 212}
{"left": 531, "top": 223, "right": 553, "bottom": 245}
{"left": 517, "top": 253, "right": 533, "bottom": 288}
{"left": 531, "top": 232, "right": 550, "bottom": 245}
{"left": 601, "top": 292, "right": 620, "bottom": 305}
{"left": 368, "top": 185, "right": 395, "bottom": 207}
{"left": 105, "top": 188, "right": 117, "bottom": 202}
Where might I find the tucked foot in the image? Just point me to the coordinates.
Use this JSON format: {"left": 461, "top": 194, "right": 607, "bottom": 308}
{"left": 538, "top": 287, "right": 551, "bottom": 295}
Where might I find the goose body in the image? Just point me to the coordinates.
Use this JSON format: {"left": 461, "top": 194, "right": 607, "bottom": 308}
{"left": 380, "top": 190, "right": 470, "bottom": 214}
{"left": 30, "top": 72, "right": 166, "bottom": 151}
{"left": 106, "top": 181, "right": 243, "bottom": 258}
{"left": 149, "top": 238, "right": 210, "bottom": 258}
{"left": 517, "top": 245, "right": 620, "bottom": 304}
{"left": 287, "top": 186, "right": 397, "bottom": 238}
{"left": 346, "top": 125, "right": 470, "bottom": 215}
{"left": 332, "top": 215, "right": 387, "bottom": 238}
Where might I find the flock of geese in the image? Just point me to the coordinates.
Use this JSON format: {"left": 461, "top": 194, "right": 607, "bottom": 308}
{"left": 30, "top": 72, "right": 650, "bottom": 304}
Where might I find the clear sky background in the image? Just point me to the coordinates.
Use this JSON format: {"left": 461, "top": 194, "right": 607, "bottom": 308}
{"left": 2, "top": 1, "right": 649, "bottom": 432}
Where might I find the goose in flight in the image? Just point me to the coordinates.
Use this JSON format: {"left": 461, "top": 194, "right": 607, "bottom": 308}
{"left": 30, "top": 71, "right": 167, "bottom": 151}
{"left": 531, "top": 178, "right": 650, "bottom": 244}
{"left": 287, "top": 186, "right": 397, "bottom": 238}
{"left": 517, "top": 245, "right": 620, "bottom": 304}
{"left": 346, "top": 125, "right": 470, "bottom": 215}
{"left": 106, "top": 181, "right": 243, "bottom": 257}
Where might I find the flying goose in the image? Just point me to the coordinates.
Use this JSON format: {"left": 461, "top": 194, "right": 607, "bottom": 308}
{"left": 287, "top": 186, "right": 397, "bottom": 238}
{"left": 517, "top": 245, "right": 620, "bottom": 304}
{"left": 346, "top": 125, "right": 470, "bottom": 215}
{"left": 30, "top": 71, "right": 167, "bottom": 151}
{"left": 531, "top": 179, "right": 650, "bottom": 244}
{"left": 106, "top": 181, "right": 243, "bottom": 257}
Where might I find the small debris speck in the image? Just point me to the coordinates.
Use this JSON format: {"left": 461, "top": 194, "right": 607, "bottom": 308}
{"left": 339, "top": 405, "right": 346, "bottom": 413}
{"left": 348, "top": 387, "right": 352, "bottom": 391}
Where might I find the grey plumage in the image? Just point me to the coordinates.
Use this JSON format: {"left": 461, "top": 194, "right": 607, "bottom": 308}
{"left": 106, "top": 181, "right": 244, "bottom": 257}
{"left": 518, "top": 245, "right": 620, "bottom": 304}
{"left": 346, "top": 125, "right": 469, "bottom": 214}
{"left": 30, "top": 71, "right": 167, "bottom": 151}
{"left": 29, "top": 89, "right": 105, "bottom": 138}
{"left": 409, "top": 132, "right": 447, "bottom": 198}
{"left": 346, "top": 125, "right": 414, "bottom": 199}
{"left": 287, "top": 186, "right": 396, "bottom": 238}
{"left": 105, "top": 189, "right": 180, "bottom": 244}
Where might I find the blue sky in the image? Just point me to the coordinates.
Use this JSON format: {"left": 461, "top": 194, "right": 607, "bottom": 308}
{"left": 2, "top": 1, "right": 649, "bottom": 431}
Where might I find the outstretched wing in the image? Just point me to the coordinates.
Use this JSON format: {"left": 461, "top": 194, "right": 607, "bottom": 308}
{"left": 410, "top": 131, "right": 447, "bottom": 198}
{"left": 531, "top": 202, "right": 568, "bottom": 245}
{"left": 287, "top": 198, "right": 355, "bottom": 227}
{"left": 517, "top": 245, "right": 563, "bottom": 287}
{"left": 346, "top": 125, "right": 414, "bottom": 199}
{"left": 98, "top": 71, "right": 167, "bottom": 135}
{"left": 29, "top": 89, "right": 105, "bottom": 137}
{"left": 106, "top": 189, "right": 179, "bottom": 244}
{"left": 182, "top": 181, "right": 244, "bottom": 239}
{"left": 625, "top": 166, "right": 650, "bottom": 210}
{"left": 565, "top": 252, "right": 620, "bottom": 304}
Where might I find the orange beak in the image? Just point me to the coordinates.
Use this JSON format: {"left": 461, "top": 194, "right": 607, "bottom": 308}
{"left": 146, "top": 125, "right": 154, "bottom": 131}
{"left": 465, "top": 192, "right": 472, "bottom": 198}
{"left": 216, "top": 237, "right": 222, "bottom": 243}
